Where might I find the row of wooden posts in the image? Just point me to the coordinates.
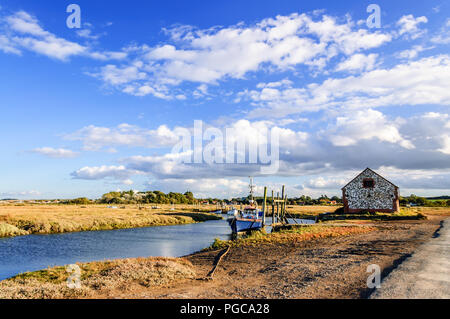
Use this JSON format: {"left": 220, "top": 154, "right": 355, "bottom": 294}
{"left": 261, "top": 185, "right": 289, "bottom": 226}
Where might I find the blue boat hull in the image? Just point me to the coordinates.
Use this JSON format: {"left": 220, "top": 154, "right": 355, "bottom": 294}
{"left": 229, "top": 218, "right": 263, "bottom": 233}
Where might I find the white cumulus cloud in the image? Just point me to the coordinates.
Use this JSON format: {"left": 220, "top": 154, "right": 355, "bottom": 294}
{"left": 31, "top": 147, "right": 79, "bottom": 158}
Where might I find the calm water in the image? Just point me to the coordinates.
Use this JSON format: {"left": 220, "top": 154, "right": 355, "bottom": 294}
{"left": 0, "top": 216, "right": 315, "bottom": 281}
{"left": 0, "top": 218, "right": 232, "bottom": 281}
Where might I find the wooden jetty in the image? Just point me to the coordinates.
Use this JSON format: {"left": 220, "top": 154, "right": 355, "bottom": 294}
{"left": 260, "top": 185, "right": 317, "bottom": 232}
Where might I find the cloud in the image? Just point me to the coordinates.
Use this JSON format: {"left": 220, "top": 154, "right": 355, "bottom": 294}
{"left": 325, "top": 109, "right": 415, "bottom": 149}
{"left": 298, "top": 177, "right": 346, "bottom": 190}
{"left": 90, "top": 12, "right": 391, "bottom": 97}
{"left": 335, "top": 53, "right": 378, "bottom": 72}
{"left": 0, "top": 34, "right": 21, "bottom": 54}
{"left": 0, "top": 11, "right": 127, "bottom": 61}
{"left": 66, "top": 110, "right": 450, "bottom": 196}
{"left": 71, "top": 165, "right": 138, "bottom": 182}
{"left": 65, "top": 123, "right": 181, "bottom": 151}
{"left": 2, "top": 11, "right": 86, "bottom": 60}
{"left": 431, "top": 18, "right": 450, "bottom": 44}
{"left": 0, "top": 190, "right": 41, "bottom": 198}
{"left": 397, "top": 14, "right": 428, "bottom": 39}
{"left": 68, "top": 112, "right": 450, "bottom": 185}
{"left": 31, "top": 147, "right": 79, "bottom": 158}
{"left": 146, "top": 178, "right": 249, "bottom": 198}
{"left": 94, "top": 62, "right": 146, "bottom": 85}
{"left": 245, "top": 55, "right": 450, "bottom": 117}
{"left": 87, "top": 51, "right": 128, "bottom": 61}
{"left": 122, "top": 179, "right": 134, "bottom": 185}
{"left": 76, "top": 23, "right": 106, "bottom": 40}
{"left": 396, "top": 45, "right": 431, "bottom": 60}
{"left": 374, "top": 166, "right": 450, "bottom": 191}
{"left": 399, "top": 112, "right": 450, "bottom": 156}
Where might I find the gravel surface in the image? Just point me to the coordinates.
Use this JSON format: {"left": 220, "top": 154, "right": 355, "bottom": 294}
{"left": 119, "top": 218, "right": 444, "bottom": 299}
{"left": 370, "top": 218, "right": 450, "bottom": 299}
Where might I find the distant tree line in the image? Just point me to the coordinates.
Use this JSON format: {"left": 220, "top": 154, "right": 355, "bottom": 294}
{"left": 60, "top": 192, "right": 449, "bottom": 207}
{"left": 60, "top": 191, "right": 196, "bottom": 205}
{"left": 230, "top": 194, "right": 342, "bottom": 206}
{"left": 98, "top": 190, "right": 196, "bottom": 204}
{"left": 400, "top": 194, "right": 450, "bottom": 207}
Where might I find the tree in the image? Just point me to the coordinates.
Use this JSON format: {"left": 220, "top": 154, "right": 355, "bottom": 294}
{"left": 70, "top": 197, "right": 91, "bottom": 205}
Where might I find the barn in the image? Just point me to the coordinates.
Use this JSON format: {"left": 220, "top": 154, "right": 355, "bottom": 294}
{"left": 342, "top": 168, "right": 399, "bottom": 213}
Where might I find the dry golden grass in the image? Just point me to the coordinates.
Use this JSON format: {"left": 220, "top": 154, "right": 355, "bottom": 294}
{"left": 209, "top": 225, "right": 375, "bottom": 250}
{"left": 0, "top": 223, "right": 28, "bottom": 237}
{"left": 285, "top": 205, "right": 339, "bottom": 216}
{"left": 411, "top": 206, "right": 450, "bottom": 217}
{"left": 0, "top": 257, "right": 196, "bottom": 299}
{"left": 0, "top": 204, "right": 221, "bottom": 238}
{"left": 286, "top": 206, "right": 450, "bottom": 218}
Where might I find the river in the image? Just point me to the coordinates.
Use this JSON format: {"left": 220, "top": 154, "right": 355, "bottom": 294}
{"left": 0, "top": 219, "right": 231, "bottom": 281}
{"left": 0, "top": 216, "right": 315, "bottom": 281}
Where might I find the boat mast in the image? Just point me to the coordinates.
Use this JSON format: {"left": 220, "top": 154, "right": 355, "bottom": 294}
{"left": 249, "top": 176, "right": 255, "bottom": 205}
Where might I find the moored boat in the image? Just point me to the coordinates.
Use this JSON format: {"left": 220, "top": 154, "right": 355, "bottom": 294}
{"left": 229, "top": 206, "right": 263, "bottom": 233}
{"left": 227, "top": 208, "right": 238, "bottom": 217}
{"left": 228, "top": 178, "right": 265, "bottom": 233}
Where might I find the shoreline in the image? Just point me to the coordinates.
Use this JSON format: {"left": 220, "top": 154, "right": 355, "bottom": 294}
{"left": 0, "top": 205, "right": 222, "bottom": 238}
{"left": 2, "top": 216, "right": 447, "bottom": 299}
{"left": 0, "top": 223, "right": 374, "bottom": 298}
{"left": 0, "top": 215, "right": 221, "bottom": 239}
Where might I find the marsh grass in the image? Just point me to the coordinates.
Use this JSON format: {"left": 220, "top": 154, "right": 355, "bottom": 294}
{"left": 284, "top": 205, "right": 339, "bottom": 217}
{"left": 0, "top": 257, "right": 196, "bottom": 299}
{"left": 0, "top": 204, "right": 221, "bottom": 237}
{"left": 208, "top": 225, "right": 375, "bottom": 250}
{"left": 411, "top": 206, "right": 450, "bottom": 217}
{"left": 320, "top": 208, "right": 427, "bottom": 222}
{"left": 0, "top": 223, "right": 28, "bottom": 237}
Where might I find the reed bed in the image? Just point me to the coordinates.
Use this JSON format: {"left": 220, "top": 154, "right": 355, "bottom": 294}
{"left": 208, "top": 225, "right": 375, "bottom": 250}
{"left": 284, "top": 205, "right": 340, "bottom": 217}
{"left": 0, "top": 257, "right": 196, "bottom": 299}
{"left": 0, "top": 204, "right": 221, "bottom": 238}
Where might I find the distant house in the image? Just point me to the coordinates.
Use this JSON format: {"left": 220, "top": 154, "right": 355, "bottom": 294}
{"left": 341, "top": 168, "right": 399, "bottom": 213}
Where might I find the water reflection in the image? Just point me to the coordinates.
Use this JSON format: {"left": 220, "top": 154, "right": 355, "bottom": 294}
{"left": 0, "top": 216, "right": 315, "bottom": 281}
{"left": 0, "top": 219, "right": 231, "bottom": 281}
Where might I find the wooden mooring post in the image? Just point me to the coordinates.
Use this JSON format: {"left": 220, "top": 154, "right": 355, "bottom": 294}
{"left": 271, "top": 190, "right": 275, "bottom": 225}
{"left": 262, "top": 186, "right": 267, "bottom": 226}
{"left": 281, "top": 185, "right": 285, "bottom": 223}
{"left": 265, "top": 185, "right": 293, "bottom": 231}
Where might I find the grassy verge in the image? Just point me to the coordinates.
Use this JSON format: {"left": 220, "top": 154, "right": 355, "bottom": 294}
{"left": 0, "top": 205, "right": 221, "bottom": 238}
{"left": 0, "top": 223, "right": 28, "bottom": 237}
{"left": 285, "top": 205, "right": 340, "bottom": 218}
{"left": 319, "top": 209, "right": 426, "bottom": 222}
{"left": 207, "top": 225, "right": 375, "bottom": 250}
{"left": 0, "top": 257, "right": 196, "bottom": 299}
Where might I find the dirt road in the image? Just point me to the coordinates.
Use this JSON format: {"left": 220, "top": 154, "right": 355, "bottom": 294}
{"left": 370, "top": 218, "right": 450, "bottom": 299}
{"left": 105, "top": 218, "right": 444, "bottom": 299}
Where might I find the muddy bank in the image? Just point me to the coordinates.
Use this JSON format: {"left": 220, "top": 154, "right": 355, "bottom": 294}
{"left": 0, "top": 204, "right": 221, "bottom": 238}
{"left": 131, "top": 217, "right": 445, "bottom": 299}
{"left": 0, "top": 216, "right": 445, "bottom": 299}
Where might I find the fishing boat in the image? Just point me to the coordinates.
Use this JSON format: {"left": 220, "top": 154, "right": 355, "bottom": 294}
{"left": 226, "top": 208, "right": 239, "bottom": 219}
{"left": 228, "top": 178, "right": 265, "bottom": 233}
{"left": 229, "top": 206, "right": 263, "bottom": 233}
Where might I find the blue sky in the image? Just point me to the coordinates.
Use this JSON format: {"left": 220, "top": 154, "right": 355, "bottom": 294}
{"left": 0, "top": 0, "right": 449, "bottom": 199}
